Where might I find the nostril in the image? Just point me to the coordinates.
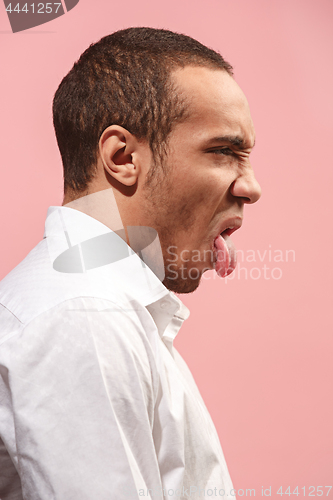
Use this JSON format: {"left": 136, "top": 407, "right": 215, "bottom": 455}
{"left": 243, "top": 196, "right": 252, "bottom": 204}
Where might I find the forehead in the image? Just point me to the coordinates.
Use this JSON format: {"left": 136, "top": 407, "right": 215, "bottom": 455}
{"left": 171, "top": 66, "right": 255, "bottom": 147}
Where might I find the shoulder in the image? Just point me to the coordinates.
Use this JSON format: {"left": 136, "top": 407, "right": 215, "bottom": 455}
{"left": 0, "top": 295, "right": 160, "bottom": 413}
{"left": 0, "top": 236, "right": 132, "bottom": 326}
{"left": 0, "top": 294, "right": 158, "bottom": 363}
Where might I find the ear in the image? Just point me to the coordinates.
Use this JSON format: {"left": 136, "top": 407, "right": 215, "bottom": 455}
{"left": 98, "top": 125, "right": 140, "bottom": 187}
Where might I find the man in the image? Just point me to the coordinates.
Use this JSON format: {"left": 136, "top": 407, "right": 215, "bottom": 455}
{"left": 0, "top": 27, "right": 261, "bottom": 499}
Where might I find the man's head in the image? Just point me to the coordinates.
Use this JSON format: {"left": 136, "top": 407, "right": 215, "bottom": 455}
{"left": 53, "top": 27, "right": 261, "bottom": 293}
{"left": 53, "top": 27, "right": 233, "bottom": 195}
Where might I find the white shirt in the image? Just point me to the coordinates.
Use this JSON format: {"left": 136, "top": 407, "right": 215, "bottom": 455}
{"left": 0, "top": 206, "right": 235, "bottom": 500}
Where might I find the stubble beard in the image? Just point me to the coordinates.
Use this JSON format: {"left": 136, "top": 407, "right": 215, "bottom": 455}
{"left": 142, "top": 159, "right": 204, "bottom": 294}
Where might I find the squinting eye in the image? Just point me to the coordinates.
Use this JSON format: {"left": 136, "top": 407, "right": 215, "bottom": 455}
{"left": 212, "top": 148, "right": 234, "bottom": 156}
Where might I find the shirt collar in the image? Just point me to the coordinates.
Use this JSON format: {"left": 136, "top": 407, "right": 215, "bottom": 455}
{"left": 146, "top": 294, "right": 190, "bottom": 342}
{"left": 44, "top": 206, "right": 190, "bottom": 340}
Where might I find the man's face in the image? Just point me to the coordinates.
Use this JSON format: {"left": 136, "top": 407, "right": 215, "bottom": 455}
{"left": 142, "top": 66, "right": 261, "bottom": 293}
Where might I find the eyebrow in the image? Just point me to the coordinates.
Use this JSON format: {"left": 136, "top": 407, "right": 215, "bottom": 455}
{"left": 206, "top": 135, "right": 256, "bottom": 149}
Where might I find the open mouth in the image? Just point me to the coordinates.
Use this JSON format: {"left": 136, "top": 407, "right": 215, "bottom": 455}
{"left": 213, "top": 225, "right": 240, "bottom": 277}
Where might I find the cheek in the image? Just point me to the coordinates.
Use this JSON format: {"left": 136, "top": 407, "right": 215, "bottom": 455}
{"left": 194, "top": 176, "right": 229, "bottom": 209}
{"left": 163, "top": 167, "right": 231, "bottom": 230}
{"left": 171, "top": 190, "right": 215, "bottom": 233}
{"left": 208, "top": 170, "right": 234, "bottom": 201}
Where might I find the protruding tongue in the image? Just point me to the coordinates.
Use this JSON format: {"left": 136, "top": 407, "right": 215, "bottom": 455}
{"left": 214, "top": 234, "right": 237, "bottom": 277}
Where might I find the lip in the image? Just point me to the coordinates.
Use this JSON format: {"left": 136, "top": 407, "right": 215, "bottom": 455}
{"left": 210, "top": 216, "right": 243, "bottom": 263}
{"left": 216, "top": 216, "right": 243, "bottom": 240}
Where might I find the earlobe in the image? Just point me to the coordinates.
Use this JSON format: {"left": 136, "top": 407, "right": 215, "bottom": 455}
{"left": 99, "top": 126, "right": 140, "bottom": 187}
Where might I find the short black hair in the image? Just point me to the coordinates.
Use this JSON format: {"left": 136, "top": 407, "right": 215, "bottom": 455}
{"left": 52, "top": 27, "right": 233, "bottom": 193}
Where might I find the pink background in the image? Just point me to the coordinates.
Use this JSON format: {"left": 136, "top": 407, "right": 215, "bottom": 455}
{"left": 1, "top": 0, "right": 332, "bottom": 496}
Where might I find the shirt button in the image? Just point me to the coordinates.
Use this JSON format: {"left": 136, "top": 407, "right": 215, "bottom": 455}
{"left": 160, "top": 300, "right": 169, "bottom": 309}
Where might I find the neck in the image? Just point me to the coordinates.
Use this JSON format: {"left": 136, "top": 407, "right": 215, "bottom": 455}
{"left": 63, "top": 188, "right": 126, "bottom": 237}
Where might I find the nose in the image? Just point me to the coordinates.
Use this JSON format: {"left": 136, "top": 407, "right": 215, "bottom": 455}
{"left": 230, "top": 166, "right": 261, "bottom": 204}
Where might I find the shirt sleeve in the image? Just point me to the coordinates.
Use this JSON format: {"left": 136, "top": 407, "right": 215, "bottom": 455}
{"left": 0, "top": 297, "right": 163, "bottom": 500}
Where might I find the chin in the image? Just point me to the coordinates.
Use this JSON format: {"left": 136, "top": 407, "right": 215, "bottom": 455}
{"left": 162, "top": 270, "right": 202, "bottom": 294}
{"left": 163, "top": 276, "right": 201, "bottom": 294}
